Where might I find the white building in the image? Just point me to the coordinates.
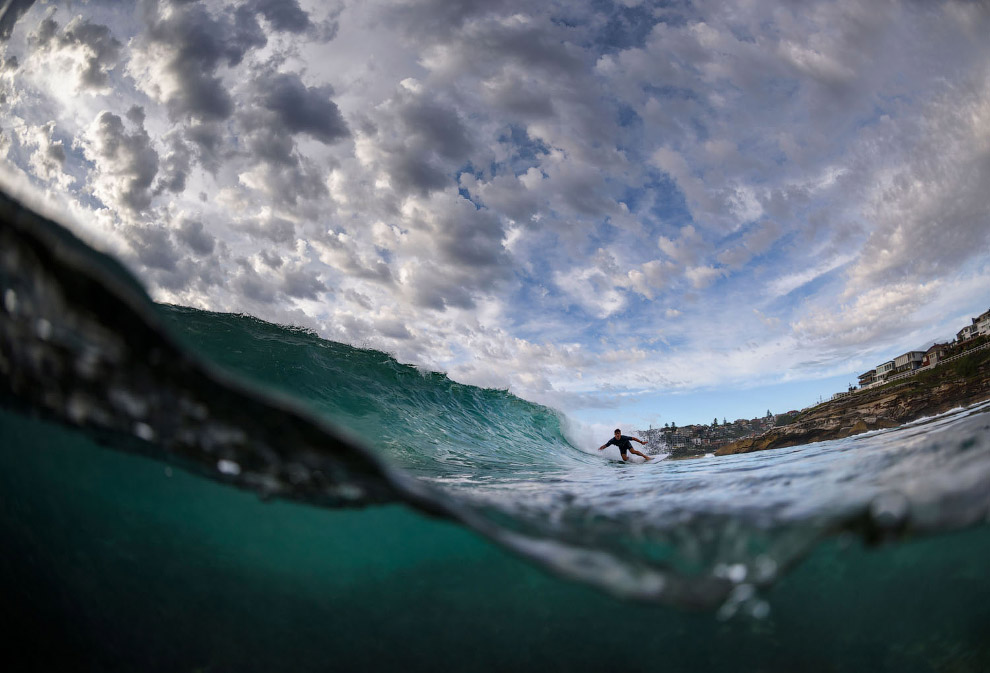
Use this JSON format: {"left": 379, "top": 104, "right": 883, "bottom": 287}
{"left": 976, "top": 309, "right": 990, "bottom": 337}
{"left": 957, "top": 324, "right": 977, "bottom": 342}
{"left": 894, "top": 351, "right": 926, "bottom": 374}
{"left": 875, "top": 360, "right": 895, "bottom": 382}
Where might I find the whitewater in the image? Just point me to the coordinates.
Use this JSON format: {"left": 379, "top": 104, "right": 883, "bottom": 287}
{"left": 2, "top": 192, "right": 990, "bottom": 671}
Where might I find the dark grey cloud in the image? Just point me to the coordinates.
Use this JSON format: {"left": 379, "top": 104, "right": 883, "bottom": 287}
{"left": 375, "top": 317, "right": 412, "bottom": 341}
{"left": 313, "top": 234, "right": 395, "bottom": 284}
{"left": 398, "top": 200, "right": 515, "bottom": 312}
{"left": 243, "top": 154, "right": 330, "bottom": 206}
{"left": 387, "top": 152, "right": 449, "bottom": 195}
{"left": 183, "top": 121, "right": 224, "bottom": 173}
{"left": 405, "top": 263, "right": 477, "bottom": 311}
{"left": 0, "top": 0, "right": 36, "bottom": 41}
{"left": 381, "top": 0, "right": 517, "bottom": 39}
{"left": 239, "top": 107, "right": 297, "bottom": 166}
{"left": 368, "top": 91, "right": 474, "bottom": 196}
{"left": 434, "top": 203, "right": 507, "bottom": 268}
{"left": 154, "top": 131, "right": 192, "bottom": 194}
{"left": 280, "top": 268, "right": 326, "bottom": 300}
{"left": 176, "top": 218, "right": 215, "bottom": 256}
{"left": 234, "top": 258, "right": 277, "bottom": 304}
{"left": 128, "top": 225, "right": 180, "bottom": 272}
{"left": 483, "top": 72, "right": 554, "bottom": 119}
{"left": 85, "top": 108, "right": 159, "bottom": 213}
{"left": 400, "top": 98, "right": 471, "bottom": 161}
{"left": 259, "top": 250, "right": 283, "bottom": 269}
{"left": 138, "top": 3, "right": 267, "bottom": 121}
{"left": 344, "top": 288, "right": 373, "bottom": 310}
{"left": 218, "top": 67, "right": 346, "bottom": 206}
{"left": 247, "top": 0, "right": 311, "bottom": 34}
{"left": 258, "top": 71, "right": 348, "bottom": 144}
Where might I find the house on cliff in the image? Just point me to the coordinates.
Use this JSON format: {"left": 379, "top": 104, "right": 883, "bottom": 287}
{"left": 875, "top": 360, "right": 895, "bottom": 383}
{"left": 976, "top": 309, "right": 990, "bottom": 337}
{"left": 894, "top": 351, "right": 926, "bottom": 374}
{"left": 922, "top": 343, "right": 949, "bottom": 368}
{"left": 958, "top": 323, "right": 978, "bottom": 342}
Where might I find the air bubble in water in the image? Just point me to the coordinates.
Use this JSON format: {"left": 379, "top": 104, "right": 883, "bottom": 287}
{"left": 3, "top": 289, "right": 17, "bottom": 313}
{"left": 134, "top": 422, "right": 155, "bottom": 441}
{"left": 754, "top": 555, "right": 778, "bottom": 583}
{"left": 217, "top": 459, "right": 241, "bottom": 475}
{"left": 67, "top": 395, "right": 90, "bottom": 423}
{"left": 36, "top": 318, "right": 52, "bottom": 340}
{"left": 749, "top": 600, "right": 771, "bottom": 620}
{"left": 727, "top": 564, "right": 747, "bottom": 583}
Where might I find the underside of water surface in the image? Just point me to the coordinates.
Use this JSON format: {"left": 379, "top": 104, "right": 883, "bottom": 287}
{"left": 2, "top": 193, "right": 990, "bottom": 671}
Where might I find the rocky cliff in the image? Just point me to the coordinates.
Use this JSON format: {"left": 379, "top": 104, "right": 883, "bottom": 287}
{"left": 714, "top": 347, "right": 990, "bottom": 456}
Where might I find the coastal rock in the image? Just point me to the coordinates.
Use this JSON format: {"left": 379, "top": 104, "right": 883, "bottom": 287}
{"left": 714, "top": 355, "right": 990, "bottom": 457}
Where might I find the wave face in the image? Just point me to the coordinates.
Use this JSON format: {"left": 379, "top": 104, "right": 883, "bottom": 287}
{"left": 2, "top": 192, "right": 990, "bottom": 670}
{"left": 158, "top": 305, "right": 990, "bottom": 606}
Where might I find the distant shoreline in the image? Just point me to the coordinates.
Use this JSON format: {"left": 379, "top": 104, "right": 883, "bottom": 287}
{"left": 713, "top": 347, "right": 990, "bottom": 457}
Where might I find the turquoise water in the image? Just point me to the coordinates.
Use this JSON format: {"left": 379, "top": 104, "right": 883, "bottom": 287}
{"left": 2, "top": 193, "right": 990, "bottom": 671}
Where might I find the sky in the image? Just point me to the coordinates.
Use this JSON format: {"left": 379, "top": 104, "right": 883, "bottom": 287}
{"left": 1, "top": 0, "right": 990, "bottom": 432}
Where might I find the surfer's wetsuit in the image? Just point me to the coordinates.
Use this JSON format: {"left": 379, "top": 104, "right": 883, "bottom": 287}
{"left": 605, "top": 435, "right": 636, "bottom": 457}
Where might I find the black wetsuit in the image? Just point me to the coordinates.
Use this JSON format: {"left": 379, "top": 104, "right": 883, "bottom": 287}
{"left": 605, "top": 435, "right": 636, "bottom": 456}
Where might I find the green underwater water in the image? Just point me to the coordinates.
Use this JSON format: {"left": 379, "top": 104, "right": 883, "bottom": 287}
{"left": 3, "top": 407, "right": 989, "bottom": 673}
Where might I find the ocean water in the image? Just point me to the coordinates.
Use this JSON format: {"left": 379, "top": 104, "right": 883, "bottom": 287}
{"left": 2, "top": 194, "right": 990, "bottom": 672}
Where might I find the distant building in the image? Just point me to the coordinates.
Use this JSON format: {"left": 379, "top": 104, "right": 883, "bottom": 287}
{"left": 893, "top": 351, "right": 926, "bottom": 374}
{"left": 922, "top": 343, "right": 949, "bottom": 368}
{"left": 957, "top": 324, "right": 977, "bottom": 342}
{"left": 876, "top": 360, "right": 895, "bottom": 382}
{"left": 858, "top": 369, "right": 877, "bottom": 387}
{"left": 976, "top": 309, "right": 990, "bottom": 337}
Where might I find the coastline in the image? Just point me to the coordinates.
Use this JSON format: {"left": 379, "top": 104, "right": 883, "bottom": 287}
{"left": 713, "top": 348, "right": 990, "bottom": 457}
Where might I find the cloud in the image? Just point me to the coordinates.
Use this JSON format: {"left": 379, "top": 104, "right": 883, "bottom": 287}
{"left": 256, "top": 71, "right": 348, "bottom": 144}
{"left": 21, "top": 120, "right": 71, "bottom": 188}
{"left": 129, "top": 225, "right": 182, "bottom": 273}
{"left": 0, "top": 0, "right": 36, "bottom": 41}
{"left": 280, "top": 267, "right": 327, "bottom": 300}
{"left": 847, "top": 72, "right": 990, "bottom": 294}
{"left": 28, "top": 15, "right": 121, "bottom": 92}
{"left": 154, "top": 130, "right": 192, "bottom": 195}
{"left": 175, "top": 218, "right": 215, "bottom": 256}
{"left": 622, "top": 258, "right": 677, "bottom": 301}
{"left": 554, "top": 251, "right": 628, "bottom": 319}
{"left": 685, "top": 264, "right": 726, "bottom": 290}
{"left": 127, "top": 2, "right": 267, "bottom": 122}
{"left": 768, "top": 251, "right": 856, "bottom": 298}
{"left": 82, "top": 108, "right": 159, "bottom": 214}
{"left": 791, "top": 281, "right": 944, "bottom": 350}
{"left": 358, "top": 79, "right": 474, "bottom": 196}
{"left": 247, "top": 0, "right": 312, "bottom": 34}
{"left": 657, "top": 224, "right": 705, "bottom": 266}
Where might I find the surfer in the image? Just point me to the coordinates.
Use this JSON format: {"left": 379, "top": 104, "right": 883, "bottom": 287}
{"left": 598, "top": 429, "right": 652, "bottom": 462}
